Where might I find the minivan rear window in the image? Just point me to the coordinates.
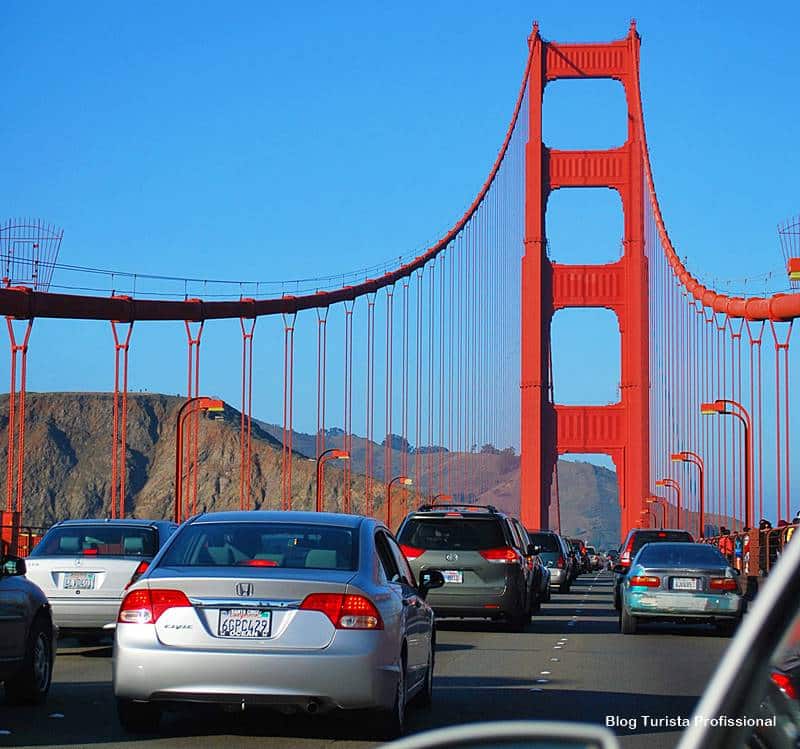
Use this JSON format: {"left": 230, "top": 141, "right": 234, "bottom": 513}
{"left": 527, "top": 533, "right": 561, "bottom": 553}
{"left": 31, "top": 525, "right": 158, "bottom": 558}
{"left": 158, "top": 522, "right": 358, "bottom": 570}
{"left": 398, "top": 518, "right": 506, "bottom": 551}
{"left": 631, "top": 530, "right": 693, "bottom": 554}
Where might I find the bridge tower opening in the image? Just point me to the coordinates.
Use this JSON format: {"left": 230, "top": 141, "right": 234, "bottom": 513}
{"left": 520, "top": 23, "right": 649, "bottom": 538}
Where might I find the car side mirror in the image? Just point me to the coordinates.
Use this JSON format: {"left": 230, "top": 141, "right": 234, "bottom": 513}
{"left": 527, "top": 543, "right": 541, "bottom": 556}
{"left": 418, "top": 569, "right": 445, "bottom": 599}
{"left": 1, "top": 555, "right": 26, "bottom": 577}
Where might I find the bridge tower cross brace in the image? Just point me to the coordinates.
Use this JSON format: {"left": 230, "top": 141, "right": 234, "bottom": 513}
{"left": 520, "top": 23, "right": 649, "bottom": 537}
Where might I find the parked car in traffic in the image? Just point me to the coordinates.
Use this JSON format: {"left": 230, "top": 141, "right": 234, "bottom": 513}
{"left": 526, "top": 529, "right": 573, "bottom": 594}
{"left": 567, "top": 538, "right": 590, "bottom": 575}
{"left": 397, "top": 504, "right": 534, "bottom": 630}
{"left": 25, "top": 518, "right": 178, "bottom": 637}
{"left": 0, "top": 542, "right": 56, "bottom": 704}
{"left": 619, "top": 542, "right": 745, "bottom": 635}
{"left": 605, "top": 548, "right": 619, "bottom": 570}
{"left": 113, "top": 510, "right": 443, "bottom": 738}
{"left": 613, "top": 528, "right": 694, "bottom": 609}
{"left": 586, "top": 546, "right": 602, "bottom": 571}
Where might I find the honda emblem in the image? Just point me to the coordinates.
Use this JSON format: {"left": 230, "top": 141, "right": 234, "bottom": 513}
{"left": 235, "top": 582, "right": 254, "bottom": 597}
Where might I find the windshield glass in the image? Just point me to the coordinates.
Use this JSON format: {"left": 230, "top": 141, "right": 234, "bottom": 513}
{"left": 398, "top": 518, "right": 506, "bottom": 550}
{"left": 527, "top": 532, "right": 561, "bottom": 553}
{"left": 157, "top": 522, "right": 358, "bottom": 570}
{"left": 30, "top": 524, "right": 158, "bottom": 558}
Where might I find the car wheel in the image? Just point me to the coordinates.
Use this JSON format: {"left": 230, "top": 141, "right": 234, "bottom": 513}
{"left": 416, "top": 640, "right": 434, "bottom": 708}
{"left": 117, "top": 699, "right": 162, "bottom": 733}
{"left": 716, "top": 619, "right": 739, "bottom": 637}
{"left": 373, "top": 651, "right": 406, "bottom": 740}
{"left": 507, "top": 606, "right": 527, "bottom": 632}
{"left": 4, "top": 615, "right": 53, "bottom": 705}
{"left": 620, "top": 606, "right": 638, "bottom": 635}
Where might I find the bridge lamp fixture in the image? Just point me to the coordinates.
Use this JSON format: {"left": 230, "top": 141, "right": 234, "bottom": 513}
{"left": 316, "top": 449, "right": 350, "bottom": 513}
{"left": 386, "top": 476, "right": 413, "bottom": 529}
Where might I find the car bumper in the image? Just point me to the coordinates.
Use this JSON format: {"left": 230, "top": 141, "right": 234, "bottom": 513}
{"left": 50, "top": 598, "right": 121, "bottom": 629}
{"left": 548, "top": 568, "right": 565, "bottom": 584}
{"left": 425, "top": 584, "right": 520, "bottom": 618}
{"left": 112, "top": 625, "right": 397, "bottom": 711}
{"left": 625, "top": 590, "right": 743, "bottom": 619}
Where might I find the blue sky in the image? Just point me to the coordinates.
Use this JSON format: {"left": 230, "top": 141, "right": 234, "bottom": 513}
{"left": 1, "top": 2, "right": 798, "bottom": 481}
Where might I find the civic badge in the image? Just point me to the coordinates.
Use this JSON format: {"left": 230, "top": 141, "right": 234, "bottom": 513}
{"left": 235, "top": 582, "right": 254, "bottom": 596}
{"left": 73, "top": 558, "right": 83, "bottom": 567}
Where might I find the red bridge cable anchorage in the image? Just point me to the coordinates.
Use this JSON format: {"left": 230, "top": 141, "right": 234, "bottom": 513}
{"left": 239, "top": 304, "right": 257, "bottom": 511}
{"left": 110, "top": 307, "right": 134, "bottom": 519}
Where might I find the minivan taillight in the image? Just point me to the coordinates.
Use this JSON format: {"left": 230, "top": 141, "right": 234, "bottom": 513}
{"left": 118, "top": 588, "right": 191, "bottom": 624}
{"left": 479, "top": 547, "right": 520, "bottom": 564}
{"left": 400, "top": 544, "right": 424, "bottom": 560}
{"left": 299, "top": 593, "right": 383, "bottom": 630}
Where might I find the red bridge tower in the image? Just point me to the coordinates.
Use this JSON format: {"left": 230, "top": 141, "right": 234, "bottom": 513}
{"left": 521, "top": 23, "right": 649, "bottom": 536}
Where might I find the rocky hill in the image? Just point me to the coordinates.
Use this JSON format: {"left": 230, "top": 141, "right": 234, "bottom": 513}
{"left": 0, "top": 393, "right": 621, "bottom": 546}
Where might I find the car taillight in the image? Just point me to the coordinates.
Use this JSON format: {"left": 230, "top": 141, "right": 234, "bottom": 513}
{"left": 629, "top": 576, "right": 660, "bottom": 588}
{"left": 479, "top": 547, "right": 520, "bottom": 564}
{"left": 556, "top": 556, "right": 565, "bottom": 568}
{"left": 709, "top": 578, "right": 738, "bottom": 592}
{"left": 118, "top": 588, "right": 191, "bottom": 624}
{"left": 124, "top": 560, "right": 150, "bottom": 590}
{"left": 620, "top": 538, "right": 634, "bottom": 565}
{"left": 771, "top": 671, "right": 798, "bottom": 700}
{"left": 238, "top": 559, "right": 278, "bottom": 567}
{"left": 400, "top": 544, "right": 424, "bottom": 560}
{"left": 82, "top": 548, "right": 99, "bottom": 556}
{"left": 299, "top": 593, "right": 383, "bottom": 630}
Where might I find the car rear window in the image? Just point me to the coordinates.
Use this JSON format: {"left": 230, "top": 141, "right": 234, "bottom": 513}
{"left": 631, "top": 530, "right": 693, "bottom": 554}
{"left": 527, "top": 533, "right": 561, "bottom": 553}
{"left": 31, "top": 525, "right": 158, "bottom": 558}
{"left": 157, "top": 522, "right": 358, "bottom": 570}
{"left": 636, "top": 543, "right": 727, "bottom": 567}
{"left": 398, "top": 518, "right": 506, "bottom": 551}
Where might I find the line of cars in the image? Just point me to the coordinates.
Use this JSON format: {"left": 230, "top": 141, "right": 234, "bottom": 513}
{"left": 1, "top": 504, "right": 600, "bottom": 738}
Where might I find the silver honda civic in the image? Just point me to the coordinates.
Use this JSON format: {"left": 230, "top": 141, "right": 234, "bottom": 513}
{"left": 112, "top": 511, "right": 444, "bottom": 738}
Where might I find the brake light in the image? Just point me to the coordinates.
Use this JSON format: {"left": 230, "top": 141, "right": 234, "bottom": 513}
{"left": 771, "top": 671, "right": 797, "bottom": 700}
{"left": 82, "top": 548, "right": 99, "bottom": 556}
{"left": 118, "top": 588, "right": 191, "bottom": 624}
{"left": 629, "top": 576, "right": 660, "bottom": 588}
{"left": 657, "top": 532, "right": 667, "bottom": 538}
{"left": 709, "top": 578, "right": 738, "bottom": 592}
{"left": 400, "top": 544, "right": 424, "bottom": 560}
{"left": 124, "top": 560, "right": 150, "bottom": 590}
{"left": 238, "top": 559, "right": 278, "bottom": 567}
{"left": 556, "top": 555, "right": 565, "bottom": 569}
{"left": 299, "top": 593, "right": 383, "bottom": 630}
{"left": 479, "top": 547, "right": 520, "bottom": 564}
{"left": 620, "top": 537, "right": 635, "bottom": 565}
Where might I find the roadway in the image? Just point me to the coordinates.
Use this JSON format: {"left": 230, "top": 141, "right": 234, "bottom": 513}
{"left": 0, "top": 572, "right": 730, "bottom": 749}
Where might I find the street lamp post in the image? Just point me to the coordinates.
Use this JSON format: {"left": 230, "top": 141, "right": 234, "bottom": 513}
{"left": 640, "top": 508, "right": 657, "bottom": 527}
{"left": 701, "top": 399, "right": 754, "bottom": 530}
{"left": 645, "top": 496, "right": 667, "bottom": 528}
{"left": 386, "top": 476, "right": 413, "bottom": 529}
{"left": 655, "top": 477, "right": 682, "bottom": 529}
{"left": 672, "top": 451, "right": 705, "bottom": 538}
{"left": 316, "top": 449, "right": 350, "bottom": 513}
{"left": 175, "top": 397, "right": 225, "bottom": 523}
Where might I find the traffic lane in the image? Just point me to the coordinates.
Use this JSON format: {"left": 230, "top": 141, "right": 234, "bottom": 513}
{"left": 0, "top": 574, "right": 730, "bottom": 748}
{"left": 0, "top": 618, "right": 551, "bottom": 748}
{"left": 528, "top": 573, "right": 730, "bottom": 749}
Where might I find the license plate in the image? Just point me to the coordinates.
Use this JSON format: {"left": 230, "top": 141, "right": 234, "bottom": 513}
{"left": 443, "top": 570, "right": 463, "bottom": 584}
{"left": 672, "top": 577, "right": 699, "bottom": 591}
{"left": 64, "top": 572, "right": 95, "bottom": 590}
{"left": 218, "top": 609, "right": 272, "bottom": 638}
